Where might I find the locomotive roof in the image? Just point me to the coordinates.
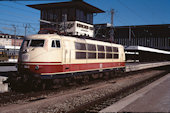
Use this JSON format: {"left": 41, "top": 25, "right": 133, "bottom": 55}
{"left": 26, "top": 34, "right": 123, "bottom": 48}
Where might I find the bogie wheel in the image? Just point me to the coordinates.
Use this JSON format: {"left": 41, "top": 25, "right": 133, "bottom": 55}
{"left": 7, "top": 72, "right": 22, "bottom": 92}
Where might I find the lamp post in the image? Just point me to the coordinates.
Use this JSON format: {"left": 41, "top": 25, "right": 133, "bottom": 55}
{"left": 110, "top": 9, "right": 114, "bottom": 43}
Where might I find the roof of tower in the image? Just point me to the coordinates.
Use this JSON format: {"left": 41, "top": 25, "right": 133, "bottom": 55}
{"left": 27, "top": 0, "right": 105, "bottom": 13}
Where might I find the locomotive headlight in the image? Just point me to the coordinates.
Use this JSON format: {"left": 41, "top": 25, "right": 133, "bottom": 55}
{"left": 35, "top": 65, "right": 39, "bottom": 70}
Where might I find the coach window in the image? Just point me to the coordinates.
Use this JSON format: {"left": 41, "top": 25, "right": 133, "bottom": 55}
{"left": 51, "top": 40, "right": 60, "bottom": 48}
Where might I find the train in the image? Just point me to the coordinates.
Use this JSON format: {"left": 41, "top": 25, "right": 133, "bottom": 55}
{"left": 17, "top": 34, "right": 126, "bottom": 80}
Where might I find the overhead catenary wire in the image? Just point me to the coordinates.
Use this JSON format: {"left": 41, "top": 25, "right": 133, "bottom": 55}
{"left": 0, "top": 2, "right": 40, "bottom": 35}
{"left": 0, "top": 22, "right": 38, "bottom": 35}
{"left": 0, "top": 22, "right": 22, "bottom": 28}
{"left": 0, "top": 2, "right": 39, "bottom": 15}
{"left": 116, "top": 0, "right": 148, "bottom": 24}
{"left": 141, "top": 1, "right": 162, "bottom": 24}
{"left": 27, "top": 27, "right": 38, "bottom": 35}
{"left": 114, "top": 12, "right": 130, "bottom": 26}
{"left": 0, "top": 19, "right": 39, "bottom": 32}
{"left": 0, "top": 6, "right": 39, "bottom": 20}
{"left": 29, "top": 24, "right": 39, "bottom": 32}
{"left": 0, "top": 18, "right": 39, "bottom": 25}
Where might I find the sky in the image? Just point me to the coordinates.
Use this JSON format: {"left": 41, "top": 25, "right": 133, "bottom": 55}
{"left": 0, "top": 0, "right": 170, "bottom": 36}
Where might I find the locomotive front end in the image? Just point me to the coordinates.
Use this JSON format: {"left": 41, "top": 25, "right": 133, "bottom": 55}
{"left": 18, "top": 36, "right": 44, "bottom": 75}
{"left": 18, "top": 34, "right": 62, "bottom": 79}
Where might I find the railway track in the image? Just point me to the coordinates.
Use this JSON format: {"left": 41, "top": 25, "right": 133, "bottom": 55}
{"left": 0, "top": 66, "right": 169, "bottom": 112}
{"left": 80, "top": 70, "right": 168, "bottom": 112}
{"left": 69, "top": 66, "right": 170, "bottom": 113}
{"left": 0, "top": 70, "right": 121, "bottom": 106}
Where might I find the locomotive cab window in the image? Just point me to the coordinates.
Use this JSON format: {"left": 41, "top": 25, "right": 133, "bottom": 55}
{"left": 51, "top": 40, "right": 60, "bottom": 48}
{"left": 30, "top": 40, "right": 44, "bottom": 47}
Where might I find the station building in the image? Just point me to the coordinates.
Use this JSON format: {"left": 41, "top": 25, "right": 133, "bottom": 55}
{"left": 0, "top": 34, "right": 23, "bottom": 47}
{"left": 95, "top": 24, "right": 170, "bottom": 62}
{"left": 0, "top": 34, "right": 23, "bottom": 61}
{"left": 94, "top": 24, "right": 170, "bottom": 51}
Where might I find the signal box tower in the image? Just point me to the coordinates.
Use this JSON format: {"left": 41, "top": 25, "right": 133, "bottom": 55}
{"left": 27, "top": 0, "right": 104, "bottom": 37}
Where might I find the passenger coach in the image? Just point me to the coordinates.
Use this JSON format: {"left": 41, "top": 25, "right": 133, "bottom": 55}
{"left": 18, "top": 34, "right": 125, "bottom": 78}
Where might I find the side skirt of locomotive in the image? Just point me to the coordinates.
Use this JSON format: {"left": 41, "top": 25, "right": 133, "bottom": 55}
{"left": 40, "top": 66, "right": 126, "bottom": 79}
{"left": 6, "top": 66, "right": 125, "bottom": 91}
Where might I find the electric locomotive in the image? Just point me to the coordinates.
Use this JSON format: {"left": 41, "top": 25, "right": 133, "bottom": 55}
{"left": 18, "top": 34, "right": 125, "bottom": 79}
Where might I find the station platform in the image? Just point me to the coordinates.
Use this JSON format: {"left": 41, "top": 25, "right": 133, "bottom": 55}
{"left": 125, "top": 46, "right": 170, "bottom": 62}
{"left": 0, "top": 62, "right": 16, "bottom": 66}
{"left": 100, "top": 73, "right": 170, "bottom": 112}
{"left": 0, "top": 66, "right": 17, "bottom": 73}
{"left": 0, "top": 76, "right": 8, "bottom": 93}
{"left": 126, "top": 61, "right": 170, "bottom": 72}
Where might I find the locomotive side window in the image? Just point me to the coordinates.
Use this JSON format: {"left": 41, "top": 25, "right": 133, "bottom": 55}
{"left": 87, "top": 44, "right": 96, "bottom": 51}
{"left": 98, "top": 45, "right": 105, "bottom": 59}
{"left": 75, "top": 42, "right": 86, "bottom": 59}
{"left": 113, "top": 47, "right": 118, "bottom": 52}
{"left": 76, "top": 52, "right": 86, "bottom": 59}
{"left": 113, "top": 54, "right": 119, "bottom": 59}
{"left": 87, "top": 44, "right": 96, "bottom": 59}
{"left": 30, "top": 40, "right": 44, "bottom": 47}
{"left": 106, "top": 46, "right": 112, "bottom": 59}
{"left": 75, "top": 42, "right": 86, "bottom": 50}
{"left": 106, "top": 46, "right": 112, "bottom": 52}
{"left": 51, "top": 40, "right": 60, "bottom": 48}
{"left": 88, "top": 52, "right": 96, "bottom": 59}
{"left": 98, "top": 53, "right": 105, "bottom": 59}
{"left": 106, "top": 53, "right": 112, "bottom": 59}
{"left": 97, "top": 45, "right": 104, "bottom": 51}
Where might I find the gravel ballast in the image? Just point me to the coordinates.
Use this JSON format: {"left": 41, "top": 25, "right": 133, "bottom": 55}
{"left": 0, "top": 70, "right": 166, "bottom": 113}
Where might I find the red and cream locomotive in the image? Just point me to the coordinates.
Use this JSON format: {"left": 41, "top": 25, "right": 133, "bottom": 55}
{"left": 18, "top": 34, "right": 125, "bottom": 79}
